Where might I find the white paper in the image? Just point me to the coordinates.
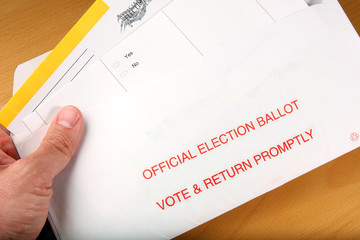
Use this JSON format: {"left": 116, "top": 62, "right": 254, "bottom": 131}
{"left": 8, "top": 0, "right": 308, "bottom": 136}
{"left": 13, "top": 51, "right": 50, "bottom": 95}
{"left": 8, "top": 0, "right": 175, "bottom": 135}
{"left": 15, "top": 2, "right": 360, "bottom": 239}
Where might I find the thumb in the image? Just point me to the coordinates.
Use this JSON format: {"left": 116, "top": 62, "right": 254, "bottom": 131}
{"left": 24, "top": 106, "right": 83, "bottom": 183}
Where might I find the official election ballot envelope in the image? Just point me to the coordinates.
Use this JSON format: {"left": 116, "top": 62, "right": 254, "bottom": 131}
{"left": 10, "top": 2, "right": 360, "bottom": 239}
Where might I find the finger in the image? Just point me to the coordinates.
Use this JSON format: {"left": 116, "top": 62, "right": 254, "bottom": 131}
{"left": 0, "top": 125, "right": 20, "bottom": 160}
{"left": 0, "top": 123, "right": 10, "bottom": 135}
{"left": 0, "top": 150, "right": 16, "bottom": 165}
{"left": 0, "top": 104, "right": 19, "bottom": 159}
{"left": 23, "top": 106, "right": 83, "bottom": 183}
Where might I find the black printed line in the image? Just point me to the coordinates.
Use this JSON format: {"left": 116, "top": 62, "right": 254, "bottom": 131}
{"left": 99, "top": 59, "right": 128, "bottom": 92}
{"left": 33, "top": 48, "right": 89, "bottom": 112}
{"left": 35, "top": 110, "right": 48, "bottom": 126}
{"left": 162, "top": 10, "right": 204, "bottom": 57}
{"left": 70, "top": 54, "right": 94, "bottom": 81}
{"left": 255, "top": 0, "right": 275, "bottom": 22}
{"left": 22, "top": 120, "right": 32, "bottom": 133}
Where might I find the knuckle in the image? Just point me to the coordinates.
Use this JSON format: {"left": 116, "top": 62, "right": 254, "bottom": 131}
{"left": 31, "top": 181, "right": 54, "bottom": 198}
{"left": 43, "top": 131, "right": 74, "bottom": 158}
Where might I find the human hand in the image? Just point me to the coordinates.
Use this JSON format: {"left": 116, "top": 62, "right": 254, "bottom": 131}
{"left": 0, "top": 106, "right": 83, "bottom": 240}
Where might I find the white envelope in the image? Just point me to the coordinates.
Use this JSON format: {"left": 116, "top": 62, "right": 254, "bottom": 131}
{"left": 14, "top": 2, "right": 360, "bottom": 239}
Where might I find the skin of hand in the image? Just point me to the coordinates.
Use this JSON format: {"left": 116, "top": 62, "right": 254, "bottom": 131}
{"left": 0, "top": 106, "right": 83, "bottom": 240}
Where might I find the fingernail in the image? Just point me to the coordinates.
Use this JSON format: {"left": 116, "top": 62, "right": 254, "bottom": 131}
{"left": 57, "top": 106, "right": 80, "bottom": 129}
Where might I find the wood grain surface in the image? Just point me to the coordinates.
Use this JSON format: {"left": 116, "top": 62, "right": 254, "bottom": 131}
{"left": 1, "top": 1, "right": 359, "bottom": 239}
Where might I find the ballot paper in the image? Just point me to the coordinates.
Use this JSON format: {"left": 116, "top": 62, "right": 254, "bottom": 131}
{"left": 2, "top": 0, "right": 309, "bottom": 137}
{"left": 9, "top": 1, "right": 360, "bottom": 239}
{"left": 12, "top": 0, "right": 309, "bottom": 96}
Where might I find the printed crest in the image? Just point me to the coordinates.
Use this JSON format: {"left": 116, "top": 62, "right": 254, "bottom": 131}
{"left": 117, "top": 0, "right": 152, "bottom": 31}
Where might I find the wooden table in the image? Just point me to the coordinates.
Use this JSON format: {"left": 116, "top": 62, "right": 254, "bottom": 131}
{"left": 1, "top": 1, "right": 360, "bottom": 239}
